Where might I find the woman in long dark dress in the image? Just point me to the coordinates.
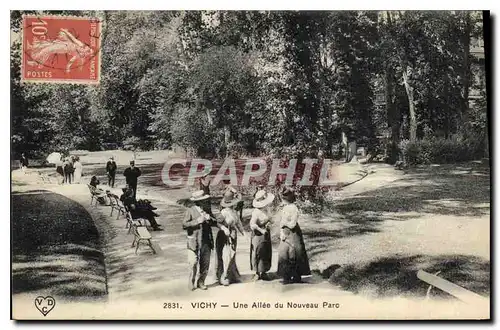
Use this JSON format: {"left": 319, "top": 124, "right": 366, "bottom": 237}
{"left": 250, "top": 190, "right": 275, "bottom": 281}
{"left": 215, "top": 190, "right": 245, "bottom": 286}
{"left": 277, "top": 187, "right": 311, "bottom": 284}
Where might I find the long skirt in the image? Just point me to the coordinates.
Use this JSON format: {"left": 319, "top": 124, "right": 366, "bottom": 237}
{"left": 250, "top": 229, "right": 272, "bottom": 273}
{"left": 74, "top": 168, "right": 82, "bottom": 183}
{"left": 215, "top": 229, "right": 240, "bottom": 283}
{"left": 277, "top": 224, "right": 311, "bottom": 278}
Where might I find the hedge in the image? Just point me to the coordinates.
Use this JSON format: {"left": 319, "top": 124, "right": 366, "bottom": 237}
{"left": 399, "top": 135, "right": 486, "bottom": 165}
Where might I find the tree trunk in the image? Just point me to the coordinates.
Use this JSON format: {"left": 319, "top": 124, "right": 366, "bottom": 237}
{"left": 461, "top": 11, "right": 472, "bottom": 129}
{"left": 206, "top": 108, "right": 213, "bottom": 125}
{"left": 342, "top": 131, "right": 349, "bottom": 162}
{"left": 383, "top": 11, "right": 402, "bottom": 163}
{"left": 348, "top": 141, "right": 357, "bottom": 163}
{"left": 223, "top": 125, "right": 230, "bottom": 157}
{"left": 403, "top": 67, "right": 417, "bottom": 142}
{"left": 385, "top": 67, "right": 400, "bottom": 163}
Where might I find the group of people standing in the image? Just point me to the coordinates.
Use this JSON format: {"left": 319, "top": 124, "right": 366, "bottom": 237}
{"left": 183, "top": 176, "right": 311, "bottom": 291}
{"left": 56, "top": 155, "right": 83, "bottom": 184}
{"left": 248, "top": 186, "right": 311, "bottom": 284}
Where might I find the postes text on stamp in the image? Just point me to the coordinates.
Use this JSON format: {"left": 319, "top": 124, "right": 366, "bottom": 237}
{"left": 22, "top": 15, "right": 101, "bottom": 84}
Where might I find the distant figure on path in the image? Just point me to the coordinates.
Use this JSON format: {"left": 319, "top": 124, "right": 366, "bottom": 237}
{"left": 70, "top": 155, "right": 76, "bottom": 183}
{"left": 73, "top": 157, "right": 82, "bottom": 184}
{"left": 277, "top": 187, "right": 311, "bottom": 284}
{"left": 63, "top": 158, "right": 74, "bottom": 184}
{"left": 250, "top": 189, "right": 275, "bottom": 281}
{"left": 106, "top": 156, "right": 117, "bottom": 187}
{"left": 123, "top": 160, "right": 141, "bottom": 199}
{"left": 20, "top": 153, "right": 29, "bottom": 174}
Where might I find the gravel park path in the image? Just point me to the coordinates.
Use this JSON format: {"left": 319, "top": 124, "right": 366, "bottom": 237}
{"left": 11, "top": 152, "right": 490, "bottom": 311}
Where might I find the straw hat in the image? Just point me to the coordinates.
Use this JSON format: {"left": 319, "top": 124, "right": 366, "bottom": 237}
{"left": 220, "top": 190, "right": 241, "bottom": 208}
{"left": 190, "top": 190, "right": 211, "bottom": 201}
{"left": 252, "top": 190, "right": 275, "bottom": 208}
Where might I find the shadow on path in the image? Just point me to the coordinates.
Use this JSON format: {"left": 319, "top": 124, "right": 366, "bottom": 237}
{"left": 315, "top": 254, "right": 490, "bottom": 299}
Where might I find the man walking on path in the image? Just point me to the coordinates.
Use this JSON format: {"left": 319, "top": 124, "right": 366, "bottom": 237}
{"left": 63, "top": 158, "right": 74, "bottom": 184}
{"left": 20, "top": 153, "right": 29, "bottom": 174}
{"left": 106, "top": 156, "right": 117, "bottom": 187}
{"left": 124, "top": 160, "right": 141, "bottom": 199}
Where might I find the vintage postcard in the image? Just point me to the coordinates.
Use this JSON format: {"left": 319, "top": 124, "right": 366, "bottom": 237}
{"left": 10, "top": 10, "right": 490, "bottom": 320}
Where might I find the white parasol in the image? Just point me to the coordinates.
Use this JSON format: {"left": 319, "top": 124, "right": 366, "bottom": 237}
{"left": 46, "top": 152, "right": 62, "bottom": 164}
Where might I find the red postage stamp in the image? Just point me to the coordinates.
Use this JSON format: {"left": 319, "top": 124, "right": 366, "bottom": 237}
{"left": 21, "top": 15, "right": 101, "bottom": 84}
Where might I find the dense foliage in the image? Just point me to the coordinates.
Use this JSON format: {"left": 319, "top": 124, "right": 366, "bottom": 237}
{"left": 11, "top": 10, "right": 488, "bottom": 164}
{"left": 400, "top": 135, "right": 486, "bottom": 165}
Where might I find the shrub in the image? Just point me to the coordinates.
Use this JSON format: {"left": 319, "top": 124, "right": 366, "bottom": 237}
{"left": 155, "top": 139, "right": 170, "bottom": 150}
{"left": 122, "top": 136, "right": 143, "bottom": 151}
{"left": 400, "top": 135, "right": 486, "bottom": 165}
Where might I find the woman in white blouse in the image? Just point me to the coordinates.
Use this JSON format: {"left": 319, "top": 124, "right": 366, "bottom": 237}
{"left": 277, "top": 187, "right": 311, "bottom": 284}
{"left": 215, "top": 190, "right": 245, "bottom": 286}
{"left": 249, "top": 190, "right": 275, "bottom": 281}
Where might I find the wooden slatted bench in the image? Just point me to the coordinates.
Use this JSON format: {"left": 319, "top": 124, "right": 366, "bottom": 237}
{"left": 417, "top": 270, "right": 488, "bottom": 306}
{"left": 87, "top": 184, "right": 108, "bottom": 207}
{"left": 132, "top": 226, "right": 156, "bottom": 255}
{"left": 126, "top": 212, "right": 156, "bottom": 255}
{"left": 87, "top": 184, "right": 98, "bottom": 206}
{"left": 108, "top": 193, "right": 126, "bottom": 220}
{"left": 38, "top": 171, "right": 51, "bottom": 184}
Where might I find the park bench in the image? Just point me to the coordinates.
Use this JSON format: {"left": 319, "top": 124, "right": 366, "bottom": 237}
{"left": 125, "top": 210, "right": 151, "bottom": 233}
{"left": 108, "top": 192, "right": 126, "bottom": 220}
{"left": 417, "top": 270, "right": 488, "bottom": 306}
{"left": 37, "top": 171, "right": 55, "bottom": 184}
{"left": 125, "top": 211, "right": 156, "bottom": 255}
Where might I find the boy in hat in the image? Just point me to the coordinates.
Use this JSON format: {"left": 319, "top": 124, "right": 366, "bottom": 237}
{"left": 123, "top": 160, "right": 141, "bottom": 199}
{"left": 182, "top": 190, "right": 220, "bottom": 291}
